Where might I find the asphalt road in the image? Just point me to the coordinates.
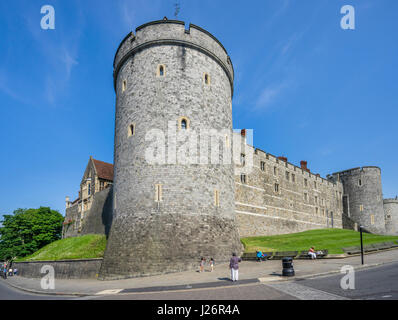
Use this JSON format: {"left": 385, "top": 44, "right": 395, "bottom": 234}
{"left": 290, "top": 261, "right": 398, "bottom": 300}
{"left": 0, "top": 279, "right": 69, "bottom": 300}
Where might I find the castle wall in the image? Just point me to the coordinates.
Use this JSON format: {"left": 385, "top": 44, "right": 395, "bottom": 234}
{"left": 100, "top": 20, "right": 242, "bottom": 280}
{"left": 236, "top": 147, "right": 343, "bottom": 237}
{"left": 80, "top": 187, "right": 113, "bottom": 237}
{"left": 62, "top": 203, "right": 81, "bottom": 238}
{"left": 330, "top": 167, "right": 386, "bottom": 234}
{"left": 384, "top": 198, "right": 398, "bottom": 235}
{"left": 63, "top": 188, "right": 113, "bottom": 239}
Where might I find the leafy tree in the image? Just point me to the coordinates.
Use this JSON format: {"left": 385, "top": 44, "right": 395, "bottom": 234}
{"left": 0, "top": 207, "right": 64, "bottom": 261}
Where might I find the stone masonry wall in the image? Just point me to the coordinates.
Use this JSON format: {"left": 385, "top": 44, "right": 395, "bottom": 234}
{"left": 236, "top": 146, "right": 344, "bottom": 237}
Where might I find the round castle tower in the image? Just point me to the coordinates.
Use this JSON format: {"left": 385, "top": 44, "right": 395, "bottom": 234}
{"left": 99, "top": 19, "right": 242, "bottom": 279}
{"left": 330, "top": 167, "right": 385, "bottom": 234}
{"left": 384, "top": 198, "right": 398, "bottom": 235}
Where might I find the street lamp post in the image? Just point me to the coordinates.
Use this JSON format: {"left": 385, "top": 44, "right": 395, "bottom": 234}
{"left": 360, "top": 226, "right": 364, "bottom": 265}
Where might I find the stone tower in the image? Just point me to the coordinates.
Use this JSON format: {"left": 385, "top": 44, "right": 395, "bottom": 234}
{"left": 330, "top": 167, "right": 386, "bottom": 234}
{"left": 99, "top": 19, "right": 242, "bottom": 280}
{"left": 384, "top": 198, "right": 398, "bottom": 235}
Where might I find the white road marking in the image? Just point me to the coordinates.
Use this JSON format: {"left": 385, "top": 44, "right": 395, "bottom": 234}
{"left": 264, "top": 282, "right": 349, "bottom": 300}
{"left": 96, "top": 289, "right": 123, "bottom": 295}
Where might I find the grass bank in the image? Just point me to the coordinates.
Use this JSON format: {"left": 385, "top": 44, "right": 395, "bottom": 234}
{"left": 16, "top": 234, "right": 107, "bottom": 261}
{"left": 240, "top": 229, "right": 398, "bottom": 254}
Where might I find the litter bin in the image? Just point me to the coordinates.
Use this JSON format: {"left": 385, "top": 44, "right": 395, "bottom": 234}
{"left": 282, "top": 257, "right": 295, "bottom": 277}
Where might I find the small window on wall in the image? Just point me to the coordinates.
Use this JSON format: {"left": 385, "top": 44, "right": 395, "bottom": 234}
{"left": 178, "top": 117, "right": 190, "bottom": 130}
{"left": 214, "top": 189, "right": 220, "bottom": 207}
{"left": 304, "top": 179, "right": 308, "bottom": 187}
{"left": 155, "top": 184, "right": 163, "bottom": 202}
{"left": 360, "top": 205, "right": 364, "bottom": 212}
{"left": 157, "top": 64, "right": 166, "bottom": 77}
{"left": 292, "top": 174, "right": 296, "bottom": 183}
{"left": 240, "top": 154, "right": 246, "bottom": 166}
{"left": 273, "top": 167, "right": 277, "bottom": 175}
{"left": 260, "top": 161, "right": 265, "bottom": 171}
{"left": 370, "top": 215, "right": 375, "bottom": 225}
{"left": 240, "top": 174, "right": 246, "bottom": 184}
{"left": 128, "top": 123, "right": 135, "bottom": 137}
{"left": 358, "top": 179, "right": 362, "bottom": 186}
{"left": 203, "top": 73, "right": 211, "bottom": 85}
{"left": 285, "top": 171, "right": 290, "bottom": 181}
{"left": 274, "top": 183, "right": 279, "bottom": 193}
{"left": 88, "top": 183, "right": 91, "bottom": 196}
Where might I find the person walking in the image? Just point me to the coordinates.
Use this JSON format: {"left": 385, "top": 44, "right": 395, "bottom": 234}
{"left": 209, "top": 258, "right": 214, "bottom": 272}
{"left": 199, "top": 257, "right": 206, "bottom": 273}
{"left": 229, "top": 253, "right": 242, "bottom": 282}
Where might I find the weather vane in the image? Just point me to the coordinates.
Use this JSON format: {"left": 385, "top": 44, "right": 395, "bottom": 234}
{"left": 174, "top": 1, "right": 181, "bottom": 19}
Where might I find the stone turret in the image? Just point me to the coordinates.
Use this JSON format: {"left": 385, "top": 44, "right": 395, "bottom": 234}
{"left": 384, "top": 198, "right": 398, "bottom": 235}
{"left": 99, "top": 19, "right": 242, "bottom": 280}
{"left": 329, "top": 167, "right": 385, "bottom": 234}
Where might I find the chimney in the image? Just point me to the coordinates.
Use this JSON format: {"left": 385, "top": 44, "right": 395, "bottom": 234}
{"left": 278, "top": 156, "right": 288, "bottom": 162}
{"left": 300, "top": 161, "right": 310, "bottom": 172}
{"left": 241, "top": 129, "right": 246, "bottom": 137}
{"left": 65, "top": 196, "right": 70, "bottom": 209}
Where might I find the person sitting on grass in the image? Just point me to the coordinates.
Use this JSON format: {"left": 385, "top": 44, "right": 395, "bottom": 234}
{"left": 308, "top": 247, "right": 317, "bottom": 259}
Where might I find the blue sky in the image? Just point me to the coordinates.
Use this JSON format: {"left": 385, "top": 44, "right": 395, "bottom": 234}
{"left": 0, "top": 0, "right": 397, "bottom": 218}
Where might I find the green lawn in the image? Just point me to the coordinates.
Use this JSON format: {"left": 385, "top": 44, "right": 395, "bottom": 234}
{"left": 240, "top": 229, "right": 398, "bottom": 254}
{"left": 16, "top": 234, "right": 107, "bottom": 262}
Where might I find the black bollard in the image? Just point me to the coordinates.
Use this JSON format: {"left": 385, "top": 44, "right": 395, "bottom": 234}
{"left": 282, "top": 257, "right": 295, "bottom": 277}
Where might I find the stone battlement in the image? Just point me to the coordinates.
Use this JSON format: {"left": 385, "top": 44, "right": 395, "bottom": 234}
{"left": 113, "top": 19, "right": 234, "bottom": 95}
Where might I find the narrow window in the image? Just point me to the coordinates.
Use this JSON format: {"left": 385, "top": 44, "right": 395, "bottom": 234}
{"left": 178, "top": 117, "right": 190, "bottom": 130}
{"left": 157, "top": 64, "right": 166, "bottom": 77}
{"left": 304, "top": 193, "right": 308, "bottom": 202}
{"left": 204, "top": 73, "right": 210, "bottom": 85}
{"left": 240, "top": 154, "right": 245, "bottom": 166}
{"left": 360, "top": 205, "right": 364, "bottom": 212}
{"left": 155, "top": 184, "right": 163, "bottom": 202}
{"left": 88, "top": 183, "right": 91, "bottom": 196}
{"left": 285, "top": 171, "right": 290, "bottom": 181}
{"left": 274, "top": 167, "right": 277, "bottom": 175}
{"left": 315, "top": 207, "right": 319, "bottom": 214}
{"left": 260, "top": 161, "right": 265, "bottom": 171}
{"left": 314, "top": 181, "right": 317, "bottom": 189}
{"left": 214, "top": 189, "right": 220, "bottom": 207}
{"left": 304, "top": 179, "right": 308, "bottom": 187}
{"left": 225, "top": 135, "right": 229, "bottom": 148}
{"left": 274, "top": 183, "right": 279, "bottom": 193}
{"left": 292, "top": 174, "right": 295, "bottom": 183}
{"left": 128, "top": 123, "right": 135, "bottom": 137}
{"left": 315, "top": 196, "right": 318, "bottom": 204}
{"left": 240, "top": 174, "right": 246, "bottom": 184}
{"left": 358, "top": 179, "right": 362, "bottom": 186}
{"left": 122, "top": 80, "right": 127, "bottom": 92}
{"left": 370, "top": 215, "right": 375, "bottom": 225}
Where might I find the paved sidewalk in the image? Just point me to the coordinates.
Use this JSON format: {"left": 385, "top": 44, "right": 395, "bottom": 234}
{"left": 3, "top": 249, "right": 398, "bottom": 296}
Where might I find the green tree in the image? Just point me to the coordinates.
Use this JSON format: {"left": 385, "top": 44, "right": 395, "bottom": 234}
{"left": 0, "top": 207, "right": 64, "bottom": 261}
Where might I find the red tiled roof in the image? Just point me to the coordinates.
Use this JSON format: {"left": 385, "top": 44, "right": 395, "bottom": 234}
{"left": 93, "top": 159, "right": 114, "bottom": 181}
